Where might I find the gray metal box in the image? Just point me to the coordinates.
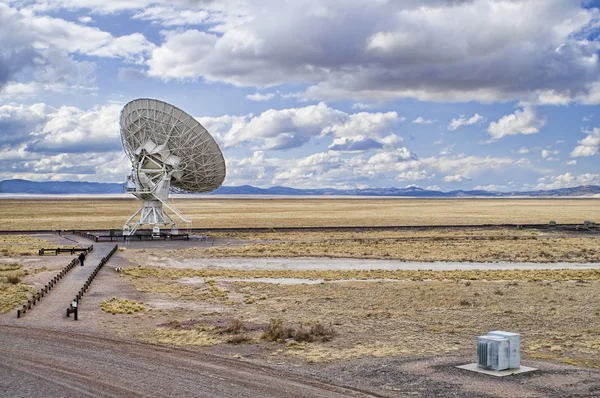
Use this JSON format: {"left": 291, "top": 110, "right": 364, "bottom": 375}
{"left": 488, "top": 330, "right": 520, "bottom": 369}
{"left": 477, "top": 336, "right": 510, "bottom": 371}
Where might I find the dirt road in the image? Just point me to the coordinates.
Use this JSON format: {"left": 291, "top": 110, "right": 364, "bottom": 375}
{"left": 0, "top": 326, "right": 376, "bottom": 398}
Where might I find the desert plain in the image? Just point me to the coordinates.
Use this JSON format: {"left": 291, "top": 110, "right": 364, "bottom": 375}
{"left": 1, "top": 197, "right": 600, "bottom": 397}
{"left": 0, "top": 197, "right": 598, "bottom": 229}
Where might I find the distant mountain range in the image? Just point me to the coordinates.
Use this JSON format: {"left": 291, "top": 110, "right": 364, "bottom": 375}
{"left": 1, "top": 179, "right": 599, "bottom": 197}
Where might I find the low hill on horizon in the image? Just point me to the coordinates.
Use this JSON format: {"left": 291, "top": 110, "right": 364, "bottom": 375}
{"left": 1, "top": 178, "right": 599, "bottom": 197}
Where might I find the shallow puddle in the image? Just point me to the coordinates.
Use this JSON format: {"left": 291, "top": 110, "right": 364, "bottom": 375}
{"left": 179, "top": 276, "right": 324, "bottom": 285}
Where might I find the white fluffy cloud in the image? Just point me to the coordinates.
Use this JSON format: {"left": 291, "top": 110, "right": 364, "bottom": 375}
{"left": 535, "top": 172, "right": 600, "bottom": 190}
{"left": 487, "top": 106, "right": 546, "bottom": 140}
{"left": 541, "top": 149, "right": 560, "bottom": 159}
{"left": 140, "top": 1, "right": 600, "bottom": 104}
{"left": 570, "top": 128, "right": 600, "bottom": 157}
{"left": 0, "top": 3, "right": 155, "bottom": 97}
{"left": 28, "top": 104, "right": 122, "bottom": 153}
{"left": 448, "top": 114, "right": 485, "bottom": 131}
{"left": 443, "top": 174, "right": 471, "bottom": 183}
{"left": 328, "top": 136, "right": 382, "bottom": 152}
{"left": 0, "top": 101, "right": 130, "bottom": 182}
{"left": 18, "top": 6, "right": 154, "bottom": 60}
{"left": 223, "top": 149, "right": 543, "bottom": 189}
{"left": 246, "top": 92, "right": 275, "bottom": 102}
{"left": 199, "top": 102, "right": 402, "bottom": 151}
{"left": 6, "top": 1, "right": 600, "bottom": 105}
{"left": 132, "top": 6, "right": 209, "bottom": 26}
{"left": 412, "top": 116, "right": 434, "bottom": 125}
{"left": 0, "top": 102, "right": 122, "bottom": 153}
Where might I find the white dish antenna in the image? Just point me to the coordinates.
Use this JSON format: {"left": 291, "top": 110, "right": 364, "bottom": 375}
{"left": 120, "top": 98, "right": 226, "bottom": 235}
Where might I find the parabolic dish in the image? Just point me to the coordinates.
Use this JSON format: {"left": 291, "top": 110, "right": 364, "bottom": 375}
{"left": 120, "top": 98, "right": 226, "bottom": 193}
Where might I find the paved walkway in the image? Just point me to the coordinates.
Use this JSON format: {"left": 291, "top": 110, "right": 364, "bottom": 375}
{"left": 6, "top": 236, "right": 117, "bottom": 327}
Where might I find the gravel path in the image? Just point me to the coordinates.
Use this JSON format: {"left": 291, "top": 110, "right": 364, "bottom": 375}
{"left": 0, "top": 326, "right": 374, "bottom": 398}
{"left": 10, "top": 237, "right": 117, "bottom": 328}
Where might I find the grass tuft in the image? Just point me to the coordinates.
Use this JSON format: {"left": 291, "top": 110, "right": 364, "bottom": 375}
{"left": 0, "top": 263, "right": 21, "bottom": 272}
{"left": 262, "top": 319, "right": 336, "bottom": 343}
{"left": 221, "top": 318, "right": 246, "bottom": 334}
{"left": 100, "top": 297, "right": 147, "bottom": 314}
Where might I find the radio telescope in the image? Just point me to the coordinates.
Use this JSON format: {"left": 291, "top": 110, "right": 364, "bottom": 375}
{"left": 120, "top": 98, "right": 226, "bottom": 236}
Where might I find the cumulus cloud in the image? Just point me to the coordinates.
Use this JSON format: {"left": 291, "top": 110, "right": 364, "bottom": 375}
{"left": 133, "top": 6, "right": 209, "bottom": 26}
{"left": 535, "top": 172, "right": 600, "bottom": 190}
{"left": 138, "top": 1, "right": 600, "bottom": 104}
{"left": 541, "top": 149, "right": 559, "bottom": 159}
{"left": 0, "top": 103, "right": 52, "bottom": 146}
{"left": 246, "top": 92, "right": 275, "bottom": 102}
{"left": 78, "top": 16, "right": 93, "bottom": 24}
{"left": 22, "top": 10, "right": 154, "bottom": 61}
{"left": 570, "top": 128, "right": 600, "bottom": 157}
{"left": 198, "top": 102, "right": 402, "bottom": 151}
{"left": 328, "top": 136, "right": 383, "bottom": 152}
{"left": 0, "top": 2, "right": 155, "bottom": 97}
{"left": 397, "top": 170, "right": 432, "bottom": 181}
{"left": 487, "top": 106, "right": 546, "bottom": 140}
{"left": 442, "top": 174, "right": 471, "bottom": 183}
{"left": 0, "top": 100, "right": 131, "bottom": 182}
{"left": 0, "top": 102, "right": 122, "bottom": 154}
{"left": 412, "top": 116, "right": 434, "bottom": 125}
{"left": 448, "top": 114, "right": 485, "bottom": 131}
{"left": 12, "top": 1, "right": 600, "bottom": 104}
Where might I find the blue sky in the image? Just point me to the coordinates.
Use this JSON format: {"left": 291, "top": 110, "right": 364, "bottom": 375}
{"left": 0, "top": 0, "right": 599, "bottom": 192}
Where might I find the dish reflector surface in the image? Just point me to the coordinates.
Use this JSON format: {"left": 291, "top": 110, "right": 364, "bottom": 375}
{"left": 120, "top": 98, "right": 226, "bottom": 193}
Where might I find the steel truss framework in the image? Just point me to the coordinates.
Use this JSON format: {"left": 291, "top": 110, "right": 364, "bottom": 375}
{"left": 120, "top": 98, "right": 226, "bottom": 235}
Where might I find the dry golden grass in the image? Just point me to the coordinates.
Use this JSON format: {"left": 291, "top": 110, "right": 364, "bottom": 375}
{"left": 147, "top": 328, "right": 223, "bottom": 346}
{"left": 0, "top": 282, "right": 32, "bottom": 314}
{"left": 120, "top": 263, "right": 600, "bottom": 366}
{"left": 223, "top": 280, "right": 600, "bottom": 365}
{"left": 0, "top": 198, "right": 598, "bottom": 230}
{"left": 187, "top": 236, "right": 600, "bottom": 263}
{"left": 100, "top": 297, "right": 147, "bottom": 314}
{"left": 207, "top": 228, "right": 544, "bottom": 241}
{"left": 0, "top": 263, "right": 21, "bottom": 272}
{"left": 0, "top": 234, "right": 82, "bottom": 256}
{"left": 121, "top": 265, "right": 600, "bottom": 282}
{"left": 0, "top": 235, "right": 48, "bottom": 256}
